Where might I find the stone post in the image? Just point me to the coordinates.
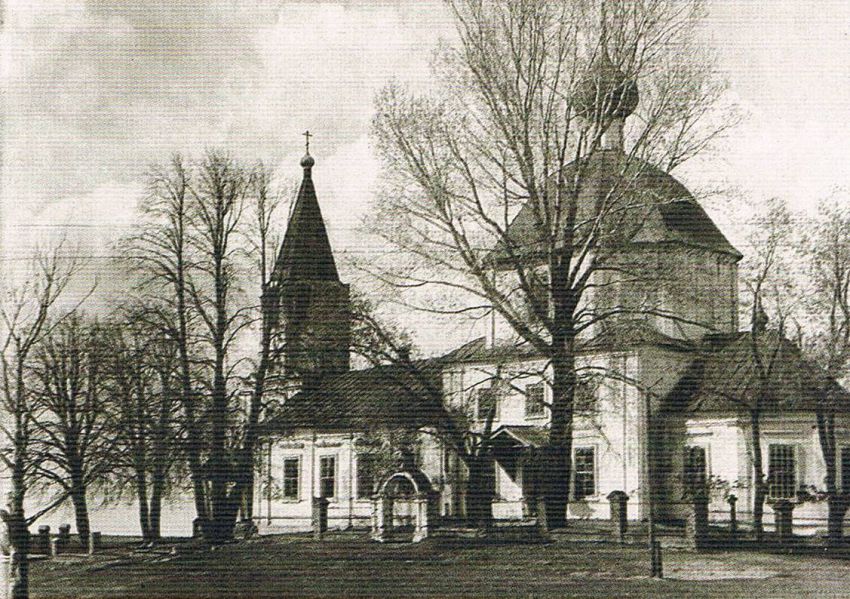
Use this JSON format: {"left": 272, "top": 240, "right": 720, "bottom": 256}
{"left": 57, "top": 524, "right": 71, "bottom": 552}
{"left": 370, "top": 496, "right": 380, "bottom": 541}
{"left": 411, "top": 495, "right": 430, "bottom": 543}
{"left": 535, "top": 496, "right": 549, "bottom": 539}
{"left": 192, "top": 518, "right": 205, "bottom": 539}
{"left": 36, "top": 526, "right": 50, "bottom": 556}
{"left": 382, "top": 496, "right": 393, "bottom": 539}
{"left": 686, "top": 492, "right": 709, "bottom": 551}
{"left": 50, "top": 538, "right": 61, "bottom": 558}
{"left": 772, "top": 500, "right": 794, "bottom": 543}
{"left": 606, "top": 491, "right": 629, "bottom": 543}
{"left": 312, "top": 497, "right": 329, "bottom": 540}
{"left": 88, "top": 532, "right": 102, "bottom": 555}
{"left": 727, "top": 495, "right": 738, "bottom": 537}
{"left": 371, "top": 495, "right": 394, "bottom": 542}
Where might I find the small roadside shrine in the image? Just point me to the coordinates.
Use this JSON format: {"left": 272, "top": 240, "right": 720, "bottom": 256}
{"left": 371, "top": 470, "right": 439, "bottom": 543}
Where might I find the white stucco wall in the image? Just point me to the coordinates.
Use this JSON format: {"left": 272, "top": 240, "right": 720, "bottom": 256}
{"left": 680, "top": 413, "right": 850, "bottom": 535}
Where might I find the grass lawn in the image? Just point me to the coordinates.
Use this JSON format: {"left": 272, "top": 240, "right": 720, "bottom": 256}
{"left": 29, "top": 532, "right": 850, "bottom": 598}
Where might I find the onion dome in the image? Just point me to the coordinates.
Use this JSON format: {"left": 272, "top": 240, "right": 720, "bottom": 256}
{"left": 300, "top": 152, "right": 315, "bottom": 169}
{"left": 575, "top": 52, "right": 639, "bottom": 120}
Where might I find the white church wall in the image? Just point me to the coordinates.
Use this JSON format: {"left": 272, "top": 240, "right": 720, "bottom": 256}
{"left": 259, "top": 431, "right": 374, "bottom": 534}
{"left": 569, "top": 352, "right": 646, "bottom": 520}
{"left": 684, "top": 413, "right": 850, "bottom": 535}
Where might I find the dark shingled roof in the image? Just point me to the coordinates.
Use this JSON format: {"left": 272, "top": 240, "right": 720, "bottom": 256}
{"left": 272, "top": 164, "right": 340, "bottom": 284}
{"left": 262, "top": 359, "right": 447, "bottom": 433}
{"left": 489, "top": 150, "right": 741, "bottom": 267}
{"left": 445, "top": 322, "right": 692, "bottom": 366}
{"left": 664, "top": 331, "right": 850, "bottom": 414}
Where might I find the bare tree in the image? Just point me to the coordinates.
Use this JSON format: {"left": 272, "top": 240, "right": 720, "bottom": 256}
{"left": 186, "top": 150, "right": 251, "bottom": 541}
{"left": 802, "top": 198, "right": 850, "bottom": 544}
{"left": 368, "top": 0, "right": 729, "bottom": 527}
{"left": 28, "top": 314, "right": 120, "bottom": 546}
{"left": 124, "top": 154, "right": 208, "bottom": 524}
{"left": 730, "top": 200, "right": 797, "bottom": 542}
{"left": 105, "top": 311, "right": 182, "bottom": 543}
{"left": 234, "top": 163, "right": 284, "bottom": 522}
{"left": 0, "top": 244, "right": 80, "bottom": 598}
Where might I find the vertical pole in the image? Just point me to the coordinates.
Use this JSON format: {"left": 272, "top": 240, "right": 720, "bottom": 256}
{"left": 645, "top": 390, "right": 662, "bottom": 578}
{"left": 266, "top": 441, "right": 272, "bottom": 526}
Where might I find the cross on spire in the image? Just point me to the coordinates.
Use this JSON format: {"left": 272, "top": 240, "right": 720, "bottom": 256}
{"left": 300, "top": 130, "right": 315, "bottom": 170}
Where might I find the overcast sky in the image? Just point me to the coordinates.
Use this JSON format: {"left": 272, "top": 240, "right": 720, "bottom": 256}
{"left": 2, "top": 0, "right": 850, "bottom": 351}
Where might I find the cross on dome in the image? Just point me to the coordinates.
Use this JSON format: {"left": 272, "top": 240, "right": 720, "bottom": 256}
{"left": 301, "top": 130, "right": 315, "bottom": 169}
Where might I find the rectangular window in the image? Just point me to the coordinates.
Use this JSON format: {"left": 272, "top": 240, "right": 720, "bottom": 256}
{"left": 574, "top": 447, "right": 596, "bottom": 500}
{"left": 283, "top": 457, "right": 300, "bottom": 500}
{"left": 683, "top": 446, "right": 707, "bottom": 495}
{"left": 767, "top": 444, "right": 796, "bottom": 499}
{"left": 319, "top": 456, "right": 336, "bottom": 499}
{"left": 357, "top": 454, "right": 376, "bottom": 499}
{"left": 841, "top": 447, "right": 850, "bottom": 494}
{"left": 525, "top": 382, "right": 545, "bottom": 418}
{"left": 474, "top": 387, "right": 499, "bottom": 422}
{"left": 447, "top": 371, "right": 464, "bottom": 403}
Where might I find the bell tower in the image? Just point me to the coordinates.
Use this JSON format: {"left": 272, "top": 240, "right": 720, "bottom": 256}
{"left": 267, "top": 135, "right": 351, "bottom": 392}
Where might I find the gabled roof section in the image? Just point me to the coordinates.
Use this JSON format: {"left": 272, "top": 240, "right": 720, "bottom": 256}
{"left": 261, "top": 358, "right": 447, "bottom": 434}
{"left": 491, "top": 425, "right": 549, "bottom": 448}
{"left": 488, "top": 150, "right": 741, "bottom": 267}
{"left": 272, "top": 160, "right": 340, "bottom": 284}
{"left": 663, "top": 331, "right": 850, "bottom": 414}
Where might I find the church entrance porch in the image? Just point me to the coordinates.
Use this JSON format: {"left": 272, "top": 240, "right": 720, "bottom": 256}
{"left": 490, "top": 426, "right": 547, "bottom": 521}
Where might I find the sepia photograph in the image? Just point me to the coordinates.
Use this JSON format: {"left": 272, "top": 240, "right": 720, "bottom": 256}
{"left": 2, "top": 0, "right": 850, "bottom": 597}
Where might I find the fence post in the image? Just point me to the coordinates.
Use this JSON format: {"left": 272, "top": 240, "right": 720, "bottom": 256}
{"left": 606, "top": 491, "right": 629, "bottom": 543}
{"left": 312, "top": 497, "right": 329, "bottom": 540}
{"left": 88, "top": 532, "right": 102, "bottom": 555}
{"left": 772, "top": 500, "right": 794, "bottom": 544}
{"left": 686, "top": 492, "right": 709, "bottom": 551}
{"left": 727, "top": 494, "right": 737, "bottom": 537}
{"left": 36, "top": 526, "right": 50, "bottom": 556}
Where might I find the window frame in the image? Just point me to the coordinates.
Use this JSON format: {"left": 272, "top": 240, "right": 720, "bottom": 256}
{"left": 524, "top": 382, "right": 546, "bottom": 419}
{"left": 319, "top": 455, "right": 337, "bottom": 500}
{"left": 356, "top": 453, "right": 377, "bottom": 500}
{"left": 473, "top": 386, "right": 499, "bottom": 422}
{"left": 572, "top": 446, "right": 597, "bottom": 501}
{"left": 767, "top": 443, "right": 797, "bottom": 500}
{"left": 281, "top": 456, "right": 301, "bottom": 501}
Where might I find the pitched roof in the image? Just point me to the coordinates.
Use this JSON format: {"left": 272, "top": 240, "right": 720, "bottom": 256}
{"left": 272, "top": 163, "right": 340, "bottom": 284}
{"left": 443, "top": 322, "right": 692, "bottom": 367}
{"left": 663, "top": 331, "right": 850, "bottom": 414}
{"left": 488, "top": 150, "right": 741, "bottom": 267}
{"left": 261, "top": 359, "right": 447, "bottom": 434}
{"left": 491, "top": 425, "right": 549, "bottom": 449}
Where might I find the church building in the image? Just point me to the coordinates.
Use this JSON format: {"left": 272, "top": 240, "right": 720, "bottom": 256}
{"left": 255, "top": 66, "right": 850, "bottom": 536}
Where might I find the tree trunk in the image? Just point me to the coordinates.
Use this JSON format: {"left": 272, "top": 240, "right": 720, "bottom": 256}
{"left": 750, "top": 411, "right": 765, "bottom": 543}
{"left": 177, "top": 273, "right": 207, "bottom": 524}
{"left": 543, "top": 348, "right": 575, "bottom": 529}
{"left": 70, "top": 480, "right": 91, "bottom": 547}
{"left": 149, "top": 468, "right": 165, "bottom": 541}
{"left": 2, "top": 511, "right": 29, "bottom": 599}
{"left": 135, "top": 470, "right": 151, "bottom": 542}
{"left": 7, "top": 438, "right": 29, "bottom": 599}
{"left": 817, "top": 410, "right": 845, "bottom": 544}
{"left": 465, "top": 454, "right": 495, "bottom": 527}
